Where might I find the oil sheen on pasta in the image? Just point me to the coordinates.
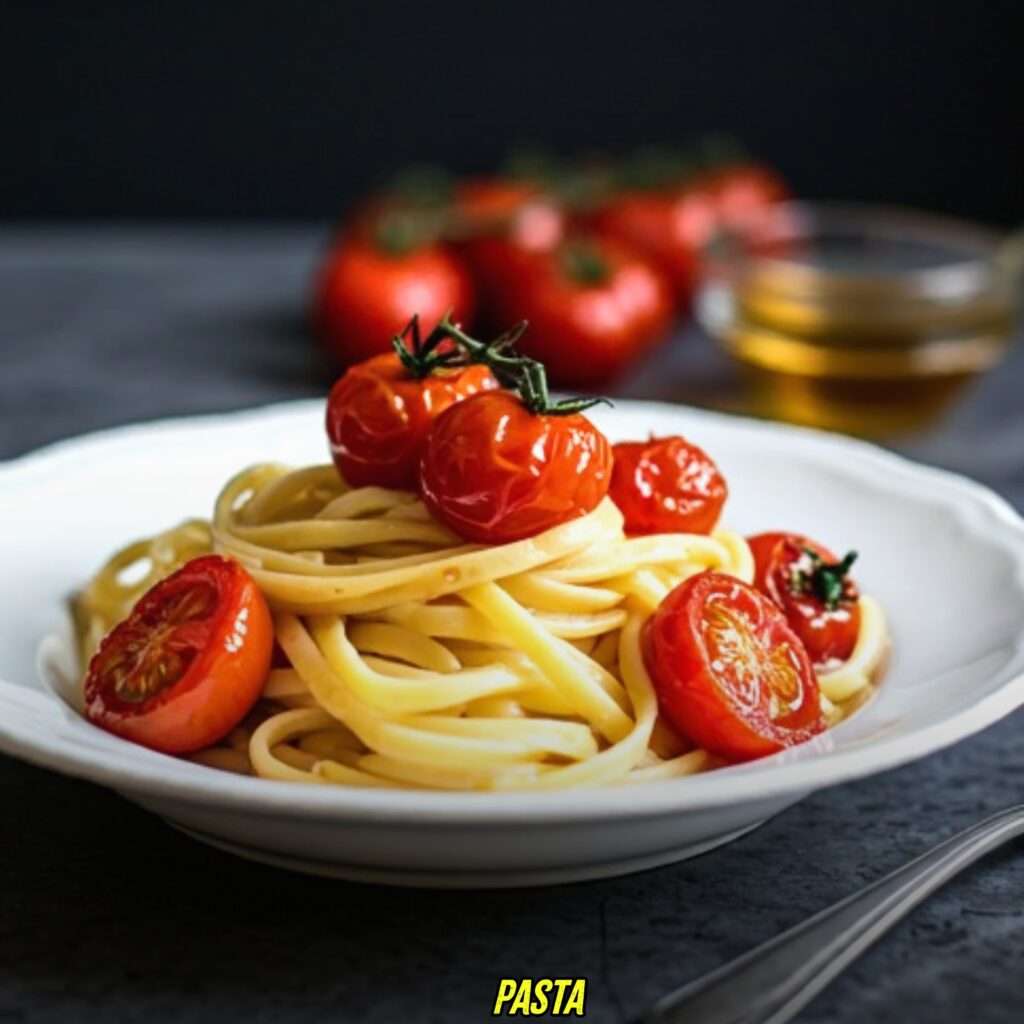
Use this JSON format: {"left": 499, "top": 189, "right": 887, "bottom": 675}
{"left": 73, "top": 463, "right": 888, "bottom": 790}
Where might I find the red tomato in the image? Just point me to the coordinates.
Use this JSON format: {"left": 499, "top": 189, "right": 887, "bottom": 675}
{"left": 709, "top": 163, "right": 790, "bottom": 235}
{"left": 453, "top": 178, "right": 542, "bottom": 232}
{"left": 643, "top": 571, "right": 824, "bottom": 762}
{"left": 748, "top": 532, "right": 860, "bottom": 667}
{"left": 314, "top": 236, "right": 475, "bottom": 366}
{"left": 84, "top": 556, "right": 273, "bottom": 755}
{"left": 453, "top": 178, "right": 566, "bottom": 315}
{"left": 419, "top": 390, "right": 613, "bottom": 544}
{"left": 464, "top": 234, "right": 553, "bottom": 317}
{"left": 326, "top": 348, "right": 498, "bottom": 490}
{"left": 588, "top": 185, "right": 717, "bottom": 303}
{"left": 493, "top": 236, "right": 674, "bottom": 389}
{"left": 609, "top": 435, "right": 727, "bottom": 535}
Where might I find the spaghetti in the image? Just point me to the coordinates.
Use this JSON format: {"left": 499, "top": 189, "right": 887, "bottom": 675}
{"left": 74, "top": 462, "right": 888, "bottom": 790}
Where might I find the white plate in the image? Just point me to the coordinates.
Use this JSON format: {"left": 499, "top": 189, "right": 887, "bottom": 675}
{"left": 2, "top": 400, "right": 1024, "bottom": 888}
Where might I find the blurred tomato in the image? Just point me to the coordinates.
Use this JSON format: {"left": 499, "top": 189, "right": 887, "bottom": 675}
{"left": 313, "top": 234, "right": 475, "bottom": 366}
{"left": 452, "top": 177, "right": 566, "bottom": 315}
{"left": 453, "top": 178, "right": 540, "bottom": 233}
{"left": 587, "top": 185, "right": 717, "bottom": 307}
{"left": 708, "top": 162, "right": 790, "bottom": 235}
{"left": 497, "top": 236, "right": 674, "bottom": 389}
{"left": 587, "top": 157, "right": 789, "bottom": 305}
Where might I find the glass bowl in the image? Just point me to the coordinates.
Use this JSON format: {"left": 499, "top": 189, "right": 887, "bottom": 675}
{"left": 696, "top": 202, "right": 1020, "bottom": 436}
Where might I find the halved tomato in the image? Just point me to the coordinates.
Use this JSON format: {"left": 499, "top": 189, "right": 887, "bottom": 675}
{"left": 642, "top": 571, "right": 824, "bottom": 762}
{"left": 84, "top": 555, "right": 273, "bottom": 754}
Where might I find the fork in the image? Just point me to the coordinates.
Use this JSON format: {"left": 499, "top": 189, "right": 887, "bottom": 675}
{"left": 641, "top": 805, "right": 1024, "bottom": 1024}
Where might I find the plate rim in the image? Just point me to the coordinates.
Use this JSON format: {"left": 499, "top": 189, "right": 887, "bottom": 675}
{"left": 2, "top": 397, "right": 1024, "bottom": 825}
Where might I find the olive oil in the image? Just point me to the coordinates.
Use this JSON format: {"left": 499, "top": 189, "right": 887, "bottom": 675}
{"left": 699, "top": 204, "right": 1018, "bottom": 437}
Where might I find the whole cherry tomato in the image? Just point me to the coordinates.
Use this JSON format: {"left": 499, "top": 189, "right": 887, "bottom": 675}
{"left": 748, "top": 532, "right": 860, "bottom": 667}
{"left": 493, "top": 236, "right": 674, "bottom": 389}
{"left": 326, "top": 321, "right": 498, "bottom": 490}
{"left": 419, "top": 389, "right": 613, "bottom": 544}
{"left": 609, "top": 435, "right": 727, "bottom": 535}
{"left": 588, "top": 184, "right": 717, "bottom": 304}
{"left": 709, "top": 163, "right": 790, "bottom": 235}
{"left": 452, "top": 177, "right": 566, "bottom": 314}
{"left": 643, "top": 571, "right": 824, "bottom": 763}
{"left": 453, "top": 178, "right": 545, "bottom": 234}
{"left": 84, "top": 555, "right": 273, "bottom": 755}
{"left": 314, "top": 230, "right": 475, "bottom": 366}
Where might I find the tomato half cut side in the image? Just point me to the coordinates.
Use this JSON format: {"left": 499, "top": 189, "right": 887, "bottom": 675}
{"left": 84, "top": 555, "right": 273, "bottom": 754}
{"left": 642, "top": 571, "right": 824, "bottom": 763}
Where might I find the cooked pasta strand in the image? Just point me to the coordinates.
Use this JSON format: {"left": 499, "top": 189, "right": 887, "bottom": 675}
{"left": 75, "top": 462, "right": 887, "bottom": 792}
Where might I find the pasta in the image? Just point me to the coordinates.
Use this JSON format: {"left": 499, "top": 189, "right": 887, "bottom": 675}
{"left": 74, "top": 462, "right": 888, "bottom": 791}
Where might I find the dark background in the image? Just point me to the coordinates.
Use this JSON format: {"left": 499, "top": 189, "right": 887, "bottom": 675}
{"left": 4, "top": 0, "right": 1023, "bottom": 225}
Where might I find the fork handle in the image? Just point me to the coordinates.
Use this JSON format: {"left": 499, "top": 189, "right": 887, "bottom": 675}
{"left": 643, "top": 805, "right": 1024, "bottom": 1024}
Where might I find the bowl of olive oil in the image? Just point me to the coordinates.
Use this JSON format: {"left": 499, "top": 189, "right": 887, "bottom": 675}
{"left": 697, "top": 203, "right": 1020, "bottom": 436}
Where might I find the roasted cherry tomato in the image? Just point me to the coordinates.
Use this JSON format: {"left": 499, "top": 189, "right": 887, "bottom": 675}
{"left": 587, "top": 185, "right": 717, "bottom": 304}
{"left": 84, "top": 555, "right": 273, "bottom": 755}
{"left": 748, "top": 532, "right": 860, "bottom": 667}
{"left": 419, "top": 390, "right": 613, "bottom": 544}
{"left": 609, "top": 435, "right": 727, "bottom": 535}
{"left": 492, "top": 236, "right": 674, "bottom": 389}
{"left": 643, "top": 571, "right": 824, "bottom": 762}
{"left": 313, "top": 233, "right": 475, "bottom": 366}
{"left": 747, "top": 531, "right": 795, "bottom": 594}
{"left": 326, "top": 335, "right": 498, "bottom": 490}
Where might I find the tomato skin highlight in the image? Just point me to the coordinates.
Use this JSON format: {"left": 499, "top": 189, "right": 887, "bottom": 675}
{"left": 84, "top": 556, "right": 273, "bottom": 755}
{"left": 748, "top": 532, "right": 861, "bottom": 667}
{"left": 709, "top": 163, "right": 790, "bottom": 236}
{"left": 492, "top": 236, "right": 675, "bottom": 390}
{"left": 452, "top": 178, "right": 561, "bottom": 247}
{"left": 453, "top": 178, "right": 566, "bottom": 315}
{"left": 419, "top": 391, "right": 613, "bottom": 544}
{"left": 326, "top": 351, "right": 498, "bottom": 490}
{"left": 313, "top": 237, "right": 475, "bottom": 366}
{"left": 609, "top": 435, "right": 727, "bottom": 535}
{"left": 643, "top": 571, "right": 823, "bottom": 763}
{"left": 588, "top": 165, "right": 788, "bottom": 304}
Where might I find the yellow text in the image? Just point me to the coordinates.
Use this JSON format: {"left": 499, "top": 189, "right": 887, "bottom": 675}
{"left": 493, "top": 977, "right": 586, "bottom": 1016}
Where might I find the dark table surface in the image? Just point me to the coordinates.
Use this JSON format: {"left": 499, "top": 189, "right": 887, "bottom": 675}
{"left": 3, "top": 226, "right": 1024, "bottom": 1024}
